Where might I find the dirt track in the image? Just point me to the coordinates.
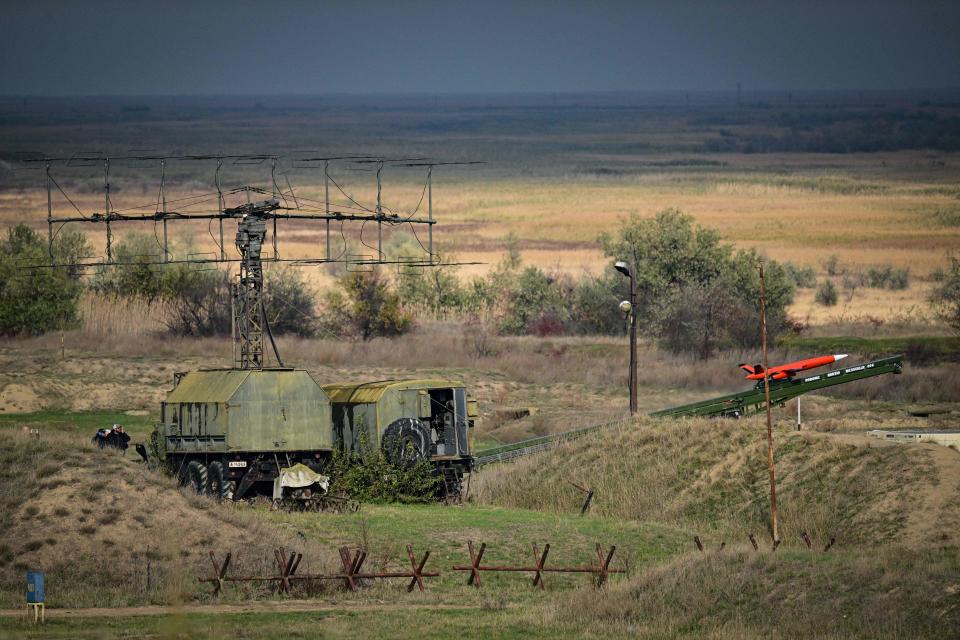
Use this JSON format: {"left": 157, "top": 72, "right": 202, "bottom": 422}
{"left": 0, "top": 600, "right": 475, "bottom": 619}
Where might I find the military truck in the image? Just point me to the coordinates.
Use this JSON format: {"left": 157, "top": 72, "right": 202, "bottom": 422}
{"left": 153, "top": 368, "right": 476, "bottom": 500}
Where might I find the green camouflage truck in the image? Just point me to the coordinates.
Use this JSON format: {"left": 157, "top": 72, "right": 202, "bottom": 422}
{"left": 152, "top": 369, "right": 476, "bottom": 500}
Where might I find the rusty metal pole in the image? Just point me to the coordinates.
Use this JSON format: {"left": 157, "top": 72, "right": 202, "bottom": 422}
{"left": 759, "top": 262, "right": 780, "bottom": 545}
{"left": 104, "top": 158, "right": 112, "bottom": 262}
{"left": 629, "top": 273, "right": 637, "bottom": 415}
{"left": 45, "top": 161, "right": 53, "bottom": 261}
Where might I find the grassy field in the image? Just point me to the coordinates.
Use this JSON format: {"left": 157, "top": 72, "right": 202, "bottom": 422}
{"left": 2, "top": 95, "right": 960, "bottom": 637}
{"left": 2, "top": 402, "right": 959, "bottom": 638}
{"left": 2, "top": 96, "right": 959, "bottom": 326}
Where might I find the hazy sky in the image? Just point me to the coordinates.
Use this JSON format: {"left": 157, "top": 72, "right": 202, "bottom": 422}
{"left": 2, "top": 0, "right": 959, "bottom": 95}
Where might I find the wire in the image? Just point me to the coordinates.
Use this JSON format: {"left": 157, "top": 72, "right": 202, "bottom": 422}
{"left": 49, "top": 174, "right": 88, "bottom": 219}
{"left": 325, "top": 170, "right": 376, "bottom": 213}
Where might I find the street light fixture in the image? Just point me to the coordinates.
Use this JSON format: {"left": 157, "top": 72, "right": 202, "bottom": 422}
{"left": 614, "top": 260, "right": 638, "bottom": 415}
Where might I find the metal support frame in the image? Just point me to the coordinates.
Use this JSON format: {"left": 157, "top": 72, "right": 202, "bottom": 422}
{"left": 649, "top": 355, "right": 904, "bottom": 418}
{"left": 232, "top": 204, "right": 273, "bottom": 369}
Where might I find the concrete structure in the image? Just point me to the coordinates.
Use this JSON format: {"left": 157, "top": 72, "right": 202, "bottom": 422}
{"left": 868, "top": 430, "right": 960, "bottom": 447}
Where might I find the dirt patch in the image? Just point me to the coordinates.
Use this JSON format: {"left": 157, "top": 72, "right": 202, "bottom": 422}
{"left": 0, "top": 383, "right": 43, "bottom": 413}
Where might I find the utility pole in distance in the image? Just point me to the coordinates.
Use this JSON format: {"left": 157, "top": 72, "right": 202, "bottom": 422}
{"left": 759, "top": 261, "right": 780, "bottom": 545}
{"left": 614, "top": 261, "right": 638, "bottom": 415}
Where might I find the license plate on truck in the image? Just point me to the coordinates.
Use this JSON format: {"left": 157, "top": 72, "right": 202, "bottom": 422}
{"left": 228, "top": 461, "right": 247, "bottom": 468}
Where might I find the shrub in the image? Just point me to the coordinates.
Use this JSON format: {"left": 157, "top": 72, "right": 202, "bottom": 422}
{"left": 319, "top": 269, "right": 412, "bottom": 340}
{"left": 823, "top": 254, "right": 844, "bottom": 276}
{"left": 866, "top": 264, "right": 910, "bottom": 290}
{"left": 570, "top": 273, "right": 624, "bottom": 335}
{"left": 160, "top": 266, "right": 232, "bottom": 336}
{"left": 398, "top": 260, "right": 468, "bottom": 315}
{"left": 930, "top": 254, "right": 960, "bottom": 333}
{"left": 91, "top": 233, "right": 166, "bottom": 300}
{"left": 327, "top": 433, "right": 438, "bottom": 503}
{"left": 783, "top": 262, "right": 817, "bottom": 288}
{"left": 498, "top": 266, "right": 567, "bottom": 335}
{"left": 0, "top": 225, "right": 88, "bottom": 336}
{"left": 887, "top": 267, "right": 910, "bottom": 290}
{"left": 263, "top": 265, "right": 317, "bottom": 337}
{"left": 599, "top": 210, "right": 795, "bottom": 357}
{"left": 815, "top": 280, "right": 839, "bottom": 306}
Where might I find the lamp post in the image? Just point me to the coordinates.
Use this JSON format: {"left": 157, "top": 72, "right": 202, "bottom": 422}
{"left": 615, "top": 261, "right": 638, "bottom": 415}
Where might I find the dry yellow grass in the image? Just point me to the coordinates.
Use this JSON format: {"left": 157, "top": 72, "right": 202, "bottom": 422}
{"left": 3, "top": 150, "right": 958, "bottom": 328}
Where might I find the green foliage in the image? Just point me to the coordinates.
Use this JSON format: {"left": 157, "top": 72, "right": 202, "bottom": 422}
{"left": 866, "top": 264, "right": 910, "bottom": 290}
{"left": 91, "top": 233, "right": 166, "bottom": 300}
{"left": 320, "top": 269, "right": 412, "bottom": 340}
{"left": 327, "top": 432, "right": 438, "bottom": 503}
{"left": 160, "top": 265, "right": 232, "bottom": 336}
{"left": 0, "top": 224, "right": 88, "bottom": 336}
{"left": 930, "top": 254, "right": 960, "bottom": 333}
{"left": 263, "top": 265, "right": 317, "bottom": 337}
{"left": 92, "top": 235, "right": 317, "bottom": 337}
{"left": 783, "top": 262, "right": 817, "bottom": 288}
{"left": 599, "top": 210, "right": 795, "bottom": 357}
{"left": 398, "top": 260, "right": 469, "bottom": 314}
{"left": 570, "top": 273, "right": 624, "bottom": 335}
{"left": 815, "top": 280, "right": 839, "bottom": 306}
{"left": 498, "top": 265, "right": 567, "bottom": 335}
{"left": 599, "top": 209, "right": 730, "bottom": 328}
{"left": 823, "top": 254, "right": 844, "bottom": 276}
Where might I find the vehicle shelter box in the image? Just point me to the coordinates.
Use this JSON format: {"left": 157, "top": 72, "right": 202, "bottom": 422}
{"left": 161, "top": 369, "right": 333, "bottom": 454}
{"left": 322, "top": 379, "right": 474, "bottom": 458}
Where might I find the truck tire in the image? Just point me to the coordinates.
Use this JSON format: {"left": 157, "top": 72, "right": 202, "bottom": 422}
{"left": 187, "top": 461, "right": 208, "bottom": 495}
{"left": 382, "top": 418, "right": 430, "bottom": 467}
{"left": 207, "top": 461, "right": 227, "bottom": 502}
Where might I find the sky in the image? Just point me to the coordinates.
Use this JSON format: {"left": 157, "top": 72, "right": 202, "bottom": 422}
{"left": 2, "top": 0, "right": 959, "bottom": 95}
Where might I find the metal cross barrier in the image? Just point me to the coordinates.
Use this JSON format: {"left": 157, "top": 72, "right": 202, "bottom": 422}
{"left": 692, "top": 532, "right": 837, "bottom": 553}
{"left": 451, "top": 541, "right": 625, "bottom": 589}
{"left": 198, "top": 545, "right": 438, "bottom": 595}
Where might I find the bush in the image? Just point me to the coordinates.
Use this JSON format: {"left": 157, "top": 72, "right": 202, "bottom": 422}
{"left": 866, "top": 264, "right": 910, "bottom": 290}
{"left": 570, "top": 273, "right": 624, "bottom": 335}
{"left": 91, "top": 233, "right": 166, "bottom": 300}
{"left": 887, "top": 267, "right": 910, "bottom": 290}
{"left": 930, "top": 254, "right": 960, "bottom": 333}
{"left": 783, "top": 262, "right": 817, "bottom": 288}
{"left": 398, "top": 261, "right": 468, "bottom": 315}
{"left": 319, "top": 269, "right": 412, "bottom": 340}
{"left": 498, "top": 266, "right": 567, "bottom": 335}
{"left": 160, "top": 266, "right": 232, "bottom": 336}
{"left": 0, "top": 225, "right": 88, "bottom": 336}
{"left": 815, "top": 280, "right": 838, "bottom": 306}
{"left": 823, "top": 254, "right": 844, "bottom": 276}
{"left": 327, "top": 433, "right": 439, "bottom": 503}
{"left": 263, "top": 265, "right": 317, "bottom": 337}
{"left": 598, "top": 210, "right": 795, "bottom": 357}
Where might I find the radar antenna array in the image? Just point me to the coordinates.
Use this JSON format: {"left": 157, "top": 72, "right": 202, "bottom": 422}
{"left": 17, "top": 152, "right": 482, "bottom": 369}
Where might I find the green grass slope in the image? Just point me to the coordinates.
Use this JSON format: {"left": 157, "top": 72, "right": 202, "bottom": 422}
{"left": 473, "top": 415, "right": 960, "bottom": 548}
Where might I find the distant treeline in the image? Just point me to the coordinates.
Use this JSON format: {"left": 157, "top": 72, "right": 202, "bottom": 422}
{"left": 702, "top": 108, "right": 960, "bottom": 153}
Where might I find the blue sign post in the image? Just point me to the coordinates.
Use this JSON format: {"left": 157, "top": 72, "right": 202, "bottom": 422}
{"left": 26, "top": 572, "right": 45, "bottom": 623}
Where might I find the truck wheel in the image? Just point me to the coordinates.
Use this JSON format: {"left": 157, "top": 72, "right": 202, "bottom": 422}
{"left": 382, "top": 418, "right": 430, "bottom": 467}
{"left": 207, "top": 461, "right": 227, "bottom": 502}
{"left": 187, "top": 461, "right": 208, "bottom": 495}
